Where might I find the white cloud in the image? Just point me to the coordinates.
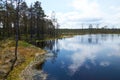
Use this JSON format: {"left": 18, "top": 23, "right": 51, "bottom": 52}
{"left": 56, "top": 0, "right": 103, "bottom": 28}
{"left": 54, "top": 0, "right": 120, "bottom": 28}
{"left": 71, "top": 0, "right": 102, "bottom": 16}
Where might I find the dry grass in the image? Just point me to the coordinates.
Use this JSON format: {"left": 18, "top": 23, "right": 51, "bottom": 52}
{"left": 0, "top": 40, "right": 46, "bottom": 80}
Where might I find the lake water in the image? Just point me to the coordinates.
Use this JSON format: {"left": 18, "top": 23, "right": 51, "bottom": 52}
{"left": 37, "top": 34, "right": 120, "bottom": 80}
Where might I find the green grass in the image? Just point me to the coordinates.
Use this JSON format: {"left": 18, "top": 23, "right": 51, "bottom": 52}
{"left": 18, "top": 41, "right": 32, "bottom": 47}
{"left": 7, "top": 56, "right": 34, "bottom": 80}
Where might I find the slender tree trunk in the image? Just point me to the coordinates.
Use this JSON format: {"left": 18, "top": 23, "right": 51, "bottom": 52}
{"left": 3, "top": 1, "right": 20, "bottom": 80}
{"left": 30, "top": 11, "right": 33, "bottom": 41}
{"left": 36, "top": 15, "right": 40, "bottom": 39}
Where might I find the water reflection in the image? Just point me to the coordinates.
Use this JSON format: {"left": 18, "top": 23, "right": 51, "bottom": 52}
{"left": 59, "top": 34, "right": 120, "bottom": 76}
{"left": 100, "top": 61, "right": 110, "bottom": 67}
{"left": 37, "top": 39, "right": 60, "bottom": 63}
{"left": 27, "top": 34, "right": 120, "bottom": 80}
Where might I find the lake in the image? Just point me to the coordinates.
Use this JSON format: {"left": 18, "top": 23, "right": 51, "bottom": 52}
{"left": 34, "top": 34, "right": 120, "bottom": 80}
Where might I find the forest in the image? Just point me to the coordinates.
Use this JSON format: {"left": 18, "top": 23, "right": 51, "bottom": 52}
{"left": 0, "top": 0, "right": 59, "bottom": 41}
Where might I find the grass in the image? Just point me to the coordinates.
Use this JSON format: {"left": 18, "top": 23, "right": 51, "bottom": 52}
{"left": 7, "top": 56, "right": 34, "bottom": 80}
{"left": 18, "top": 41, "right": 32, "bottom": 47}
{"left": 0, "top": 39, "right": 45, "bottom": 80}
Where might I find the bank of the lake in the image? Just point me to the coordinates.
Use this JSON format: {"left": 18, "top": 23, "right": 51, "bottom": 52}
{"left": 0, "top": 40, "right": 46, "bottom": 80}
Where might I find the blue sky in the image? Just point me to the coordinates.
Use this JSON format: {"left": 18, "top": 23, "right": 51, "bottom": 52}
{"left": 26, "top": 0, "right": 120, "bottom": 29}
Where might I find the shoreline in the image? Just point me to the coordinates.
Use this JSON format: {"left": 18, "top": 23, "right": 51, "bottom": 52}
{"left": 0, "top": 40, "right": 46, "bottom": 80}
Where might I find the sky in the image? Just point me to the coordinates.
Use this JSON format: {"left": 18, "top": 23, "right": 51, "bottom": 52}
{"left": 26, "top": 0, "right": 120, "bottom": 29}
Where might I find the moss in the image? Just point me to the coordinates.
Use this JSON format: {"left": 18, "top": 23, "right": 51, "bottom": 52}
{"left": 0, "top": 40, "right": 45, "bottom": 80}
{"left": 18, "top": 41, "right": 32, "bottom": 47}
{"left": 7, "top": 48, "right": 45, "bottom": 80}
{"left": 7, "top": 56, "right": 34, "bottom": 80}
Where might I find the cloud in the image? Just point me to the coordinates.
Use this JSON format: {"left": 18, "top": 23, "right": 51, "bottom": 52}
{"left": 54, "top": 0, "right": 120, "bottom": 28}
{"left": 56, "top": 12, "right": 103, "bottom": 28}
{"left": 71, "top": 0, "right": 102, "bottom": 16}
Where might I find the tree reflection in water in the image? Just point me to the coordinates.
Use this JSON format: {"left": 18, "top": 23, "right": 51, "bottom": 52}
{"left": 35, "top": 39, "right": 60, "bottom": 63}
{"left": 21, "top": 39, "right": 60, "bottom": 80}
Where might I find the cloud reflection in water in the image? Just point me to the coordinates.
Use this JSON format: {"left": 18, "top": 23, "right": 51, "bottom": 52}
{"left": 59, "top": 35, "right": 120, "bottom": 75}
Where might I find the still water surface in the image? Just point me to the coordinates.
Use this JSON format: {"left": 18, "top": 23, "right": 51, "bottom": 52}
{"left": 39, "top": 34, "right": 120, "bottom": 80}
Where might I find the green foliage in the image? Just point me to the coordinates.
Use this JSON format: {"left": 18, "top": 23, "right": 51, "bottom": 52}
{"left": 18, "top": 41, "right": 32, "bottom": 47}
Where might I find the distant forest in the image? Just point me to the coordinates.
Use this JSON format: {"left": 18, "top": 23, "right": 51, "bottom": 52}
{"left": 0, "top": 0, "right": 59, "bottom": 41}
{"left": 59, "top": 28, "right": 120, "bottom": 35}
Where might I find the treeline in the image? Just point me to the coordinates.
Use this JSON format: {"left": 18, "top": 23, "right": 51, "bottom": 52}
{"left": 58, "top": 29, "right": 120, "bottom": 35}
{"left": 0, "top": 0, "right": 59, "bottom": 41}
